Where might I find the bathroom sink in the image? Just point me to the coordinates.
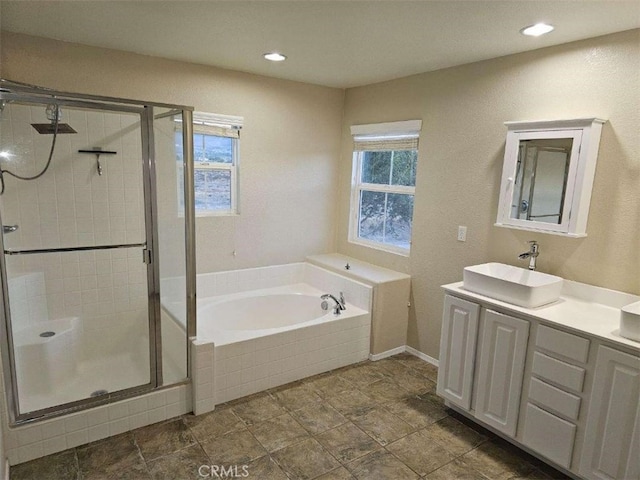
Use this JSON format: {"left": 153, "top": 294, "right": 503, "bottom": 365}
{"left": 463, "top": 263, "right": 563, "bottom": 308}
{"left": 620, "top": 301, "right": 640, "bottom": 341}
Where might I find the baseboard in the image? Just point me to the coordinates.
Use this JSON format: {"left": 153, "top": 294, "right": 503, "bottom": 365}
{"left": 369, "top": 345, "right": 439, "bottom": 367}
{"left": 405, "top": 346, "right": 439, "bottom": 367}
{"left": 369, "top": 346, "right": 406, "bottom": 361}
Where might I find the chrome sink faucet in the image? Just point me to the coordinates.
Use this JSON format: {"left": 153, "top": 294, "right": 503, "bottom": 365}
{"left": 518, "top": 240, "right": 539, "bottom": 271}
{"left": 321, "top": 292, "right": 346, "bottom": 315}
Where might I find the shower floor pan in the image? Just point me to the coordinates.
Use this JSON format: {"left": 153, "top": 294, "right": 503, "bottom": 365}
{"left": 13, "top": 318, "right": 149, "bottom": 413}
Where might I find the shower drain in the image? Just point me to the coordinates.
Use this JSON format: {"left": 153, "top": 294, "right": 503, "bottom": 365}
{"left": 39, "top": 331, "right": 55, "bottom": 338}
{"left": 90, "top": 390, "right": 109, "bottom": 397}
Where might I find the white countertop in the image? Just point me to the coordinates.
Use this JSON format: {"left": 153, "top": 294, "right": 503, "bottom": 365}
{"left": 443, "top": 280, "right": 640, "bottom": 352}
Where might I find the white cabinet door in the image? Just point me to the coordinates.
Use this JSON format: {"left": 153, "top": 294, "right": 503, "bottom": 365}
{"left": 437, "top": 295, "right": 480, "bottom": 410}
{"left": 579, "top": 346, "right": 640, "bottom": 480}
{"left": 474, "top": 309, "right": 529, "bottom": 436}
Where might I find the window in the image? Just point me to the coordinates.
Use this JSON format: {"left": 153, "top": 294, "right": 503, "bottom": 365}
{"left": 176, "top": 112, "right": 242, "bottom": 215}
{"left": 349, "top": 120, "right": 421, "bottom": 254}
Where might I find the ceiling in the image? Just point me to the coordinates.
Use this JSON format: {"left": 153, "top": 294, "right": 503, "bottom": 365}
{"left": 1, "top": 1, "right": 639, "bottom": 88}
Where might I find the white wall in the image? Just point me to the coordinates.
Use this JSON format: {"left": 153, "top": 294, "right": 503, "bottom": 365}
{"left": 337, "top": 29, "right": 640, "bottom": 358}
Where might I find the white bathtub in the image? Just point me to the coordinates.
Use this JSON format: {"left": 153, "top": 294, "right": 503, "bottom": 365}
{"left": 179, "top": 262, "right": 373, "bottom": 409}
{"left": 196, "top": 284, "right": 368, "bottom": 346}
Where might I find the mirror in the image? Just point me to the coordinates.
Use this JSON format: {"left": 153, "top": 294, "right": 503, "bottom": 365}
{"left": 496, "top": 118, "right": 605, "bottom": 237}
{"left": 511, "top": 138, "right": 573, "bottom": 225}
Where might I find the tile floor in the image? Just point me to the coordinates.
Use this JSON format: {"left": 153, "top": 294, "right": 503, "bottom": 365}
{"left": 10, "top": 353, "right": 571, "bottom": 479}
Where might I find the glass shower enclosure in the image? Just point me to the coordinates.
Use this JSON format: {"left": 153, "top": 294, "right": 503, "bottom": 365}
{"left": 0, "top": 80, "right": 195, "bottom": 423}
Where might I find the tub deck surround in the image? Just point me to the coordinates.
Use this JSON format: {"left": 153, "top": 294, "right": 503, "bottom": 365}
{"left": 444, "top": 279, "right": 640, "bottom": 350}
{"left": 306, "top": 254, "right": 411, "bottom": 357}
{"left": 183, "top": 262, "right": 373, "bottom": 413}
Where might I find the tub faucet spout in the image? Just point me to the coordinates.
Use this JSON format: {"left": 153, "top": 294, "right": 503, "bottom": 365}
{"left": 321, "top": 292, "right": 346, "bottom": 315}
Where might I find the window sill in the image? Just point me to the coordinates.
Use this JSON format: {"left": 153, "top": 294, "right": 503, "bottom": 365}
{"left": 348, "top": 237, "right": 410, "bottom": 257}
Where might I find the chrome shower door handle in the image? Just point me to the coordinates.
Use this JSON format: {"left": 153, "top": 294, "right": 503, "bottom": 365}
{"left": 2, "top": 225, "right": 18, "bottom": 234}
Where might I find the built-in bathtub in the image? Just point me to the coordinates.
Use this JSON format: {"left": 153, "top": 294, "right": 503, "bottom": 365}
{"left": 162, "top": 262, "right": 373, "bottom": 413}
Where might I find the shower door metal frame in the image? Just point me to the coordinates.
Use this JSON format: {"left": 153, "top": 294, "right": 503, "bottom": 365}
{"left": 0, "top": 83, "right": 195, "bottom": 425}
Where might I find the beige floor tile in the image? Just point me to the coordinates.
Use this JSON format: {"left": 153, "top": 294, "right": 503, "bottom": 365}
{"left": 371, "top": 358, "right": 411, "bottom": 377}
{"left": 423, "top": 415, "right": 488, "bottom": 456}
{"left": 269, "top": 381, "right": 323, "bottom": 411}
{"left": 388, "top": 368, "right": 436, "bottom": 396}
{"left": 358, "top": 378, "right": 411, "bottom": 404}
{"left": 316, "top": 423, "right": 379, "bottom": 463}
{"left": 249, "top": 413, "right": 310, "bottom": 452}
{"left": 460, "top": 440, "right": 538, "bottom": 479}
{"left": 77, "top": 432, "right": 147, "bottom": 479}
{"left": 271, "top": 437, "right": 340, "bottom": 479}
{"left": 386, "top": 428, "right": 456, "bottom": 476}
{"left": 345, "top": 449, "right": 419, "bottom": 480}
{"left": 291, "top": 402, "right": 347, "bottom": 434}
{"left": 134, "top": 418, "right": 196, "bottom": 462}
{"left": 200, "top": 429, "right": 267, "bottom": 466}
{"left": 146, "top": 443, "right": 210, "bottom": 480}
{"left": 244, "top": 455, "right": 289, "bottom": 480}
{"left": 385, "top": 392, "right": 449, "bottom": 428}
{"left": 230, "top": 393, "right": 285, "bottom": 426}
{"left": 423, "top": 458, "right": 487, "bottom": 480}
{"left": 326, "top": 389, "right": 377, "bottom": 418}
{"left": 305, "top": 372, "right": 355, "bottom": 398}
{"left": 314, "top": 466, "right": 355, "bottom": 479}
{"left": 10, "top": 450, "right": 79, "bottom": 480}
{"left": 351, "top": 406, "right": 415, "bottom": 446}
{"left": 182, "top": 408, "right": 245, "bottom": 441}
{"left": 338, "top": 363, "right": 386, "bottom": 388}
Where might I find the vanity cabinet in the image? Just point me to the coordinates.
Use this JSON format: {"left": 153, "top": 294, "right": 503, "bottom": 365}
{"left": 438, "top": 289, "right": 640, "bottom": 479}
{"left": 579, "top": 346, "right": 640, "bottom": 480}
{"left": 437, "top": 295, "right": 479, "bottom": 410}
{"left": 437, "top": 296, "right": 529, "bottom": 435}
{"left": 474, "top": 309, "right": 529, "bottom": 436}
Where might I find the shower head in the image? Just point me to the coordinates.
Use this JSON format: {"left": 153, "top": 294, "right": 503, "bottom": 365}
{"left": 31, "top": 104, "right": 77, "bottom": 134}
{"left": 31, "top": 123, "right": 77, "bottom": 134}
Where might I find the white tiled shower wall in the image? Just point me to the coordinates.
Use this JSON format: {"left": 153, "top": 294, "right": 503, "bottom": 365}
{"left": 0, "top": 104, "right": 149, "bottom": 365}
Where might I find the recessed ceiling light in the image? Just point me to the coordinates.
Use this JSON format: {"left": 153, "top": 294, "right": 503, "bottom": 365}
{"left": 520, "top": 23, "right": 554, "bottom": 37}
{"left": 264, "top": 52, "right": 287, "bottom": 62}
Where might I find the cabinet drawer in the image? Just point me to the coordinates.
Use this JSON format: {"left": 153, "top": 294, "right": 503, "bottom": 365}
{"left": 528, "top": 377, "right": 581, "bottom": 421}
{"left": 532, "top": 352, "right": 585, "bottom": 393}
{"left": 536, "top": 325, "right": 590, "bottom": 364}
{"left": 522, "top": 403, "right": 577, "bottom": 469}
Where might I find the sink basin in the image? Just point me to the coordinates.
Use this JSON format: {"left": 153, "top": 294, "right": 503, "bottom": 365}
{"left": 463, "top": 263, "right": 563, "bottom": 308}
{"left": 620, "top": 301, "right": 640, "bottom": 341}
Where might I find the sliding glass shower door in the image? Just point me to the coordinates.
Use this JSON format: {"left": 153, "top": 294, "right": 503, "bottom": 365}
{"left": 0, "top": 97, "right": 159, "bottom": 418}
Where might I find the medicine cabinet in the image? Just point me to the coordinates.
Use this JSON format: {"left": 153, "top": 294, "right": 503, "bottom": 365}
{"left": 496, "top": 118, "right": 605, "bottom": 237}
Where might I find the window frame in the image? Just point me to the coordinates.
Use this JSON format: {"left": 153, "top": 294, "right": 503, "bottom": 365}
{"left": 348, "top": 149, "right": 417, "bottom": 256}
{"left": 176, "top": 112, "right": 242, "bottom": 217}
{"left": 347, "top": 120, "right": 421, "bottom": 256}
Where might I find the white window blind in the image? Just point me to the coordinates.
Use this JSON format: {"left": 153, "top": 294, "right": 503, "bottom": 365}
{"left": 351, "top": 120, "right": 421, "bottom": 151}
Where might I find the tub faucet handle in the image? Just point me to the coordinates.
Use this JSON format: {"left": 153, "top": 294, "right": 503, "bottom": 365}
{"left": 339, "top": 292, "right": 345, "bottom": 307}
